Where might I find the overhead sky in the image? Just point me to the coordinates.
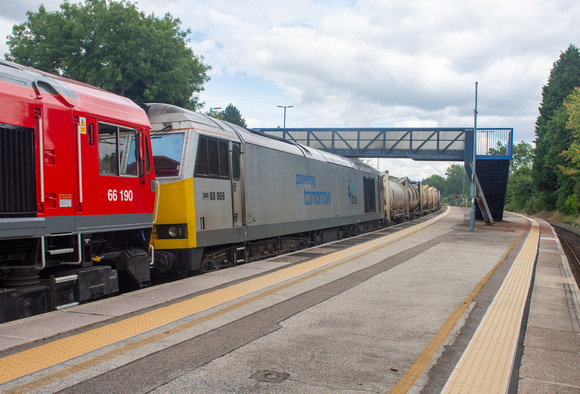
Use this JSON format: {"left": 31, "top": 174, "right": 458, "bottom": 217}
{"left": 1, "top": 0, "right": 579, "bottom": 180}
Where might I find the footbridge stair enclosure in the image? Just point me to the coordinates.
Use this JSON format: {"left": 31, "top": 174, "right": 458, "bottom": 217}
{"left": 471, "top": 157, "right": 511, "bottom": 221}
{"left": 254, "top": 127, "right": 513, "bottom": 222}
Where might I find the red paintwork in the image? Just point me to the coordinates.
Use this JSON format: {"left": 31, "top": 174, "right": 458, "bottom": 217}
{"left": 0, "top": 64, "right": 155, "bottom": 232}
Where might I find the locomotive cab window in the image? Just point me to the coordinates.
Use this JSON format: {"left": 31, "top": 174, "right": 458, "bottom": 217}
{"left": 195, "top": 136, "right": 230, "bottom": 179}
{"left": 99, "top": 123, "right": 138, "bottom": 176}
{"left": 150, "top": 132, "right": 184, "bottom": 177}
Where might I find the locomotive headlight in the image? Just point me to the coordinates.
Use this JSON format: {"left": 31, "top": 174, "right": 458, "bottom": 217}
{"left": 156, "top": 224, "right": 187, "bottom": 239}
{"left": 168, "top": 226, "right": 179, "bottom": 237}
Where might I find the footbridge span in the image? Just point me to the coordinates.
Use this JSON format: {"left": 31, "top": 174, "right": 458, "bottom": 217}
{"left": 253, "top": 127, "right": 513, "bottom": 222}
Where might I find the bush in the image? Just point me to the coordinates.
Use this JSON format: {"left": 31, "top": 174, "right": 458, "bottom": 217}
{"left": 563, "top": 194, "right": 580, "bottom": 215}
{"left": 524, "top": 195, "right": 544, "bottom": 215}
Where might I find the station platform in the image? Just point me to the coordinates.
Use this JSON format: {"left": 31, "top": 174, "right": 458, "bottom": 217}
{"left": 0, "top": 206, "right": 578, "bottom": 393}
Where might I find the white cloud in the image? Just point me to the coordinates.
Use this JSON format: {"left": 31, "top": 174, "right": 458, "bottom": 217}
{"left": 1, "top": 0, "right": 579, "bottom": 180}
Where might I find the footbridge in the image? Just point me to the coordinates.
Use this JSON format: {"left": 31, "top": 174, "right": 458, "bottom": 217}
{"left": 253, "top": 127, "right": 513, "bottom": 223}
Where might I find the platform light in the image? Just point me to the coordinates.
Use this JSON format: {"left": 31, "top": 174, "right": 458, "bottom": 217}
{"left": 277, "top": 105, "right": 293, "bottom": 129}
{"left": 209, "top": 107, "right": 222, "bottom": 117}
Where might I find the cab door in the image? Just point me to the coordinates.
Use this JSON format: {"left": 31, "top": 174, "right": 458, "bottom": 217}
{"left": 231, "top": 142, "right": 245, "bottom": 227}
{"left": 34, "top": 81, "right": 77, "bottom": 234}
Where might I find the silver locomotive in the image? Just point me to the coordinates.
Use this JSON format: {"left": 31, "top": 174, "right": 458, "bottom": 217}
{"left": 145, "top": 103, "right": 439, "bottom": 276}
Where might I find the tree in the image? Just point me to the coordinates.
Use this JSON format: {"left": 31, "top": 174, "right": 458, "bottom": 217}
{"left": 555, "top": 87, "right": 580, "bottom": 215}
{"left": 559, "top": 88, "right": 580, "bottom": 178}
{"left": 207, "top": 110, "right": 225, "bottom": 120}
{"left": 488, "top": 141, "right": 507, "bottom": 155}
{"left": 505, "top": 166, "right": 535, "bottom": 212}
{"left": 444, "top": 164, "right": 468, "bottom": 198}
{"left": 6, "top": 0, "right": 210, "bottom": 110}
{"left": 504, "top": 141, "right": 535, "bottom": 212}
{"left": 511, "top": 141, "right": 534, "bottom": 173}
{"left": 544, "top": 105, "right": 575, "bottom": 209}
{"left": 221, "top": 104, "right": 247, "bottom": 127}
{"left": 422, "top": 164, "right": 468, "bottom": 204}
{"left": 532, "top": 44, "right": 580, "bottom": 209}
{"left": 421, "top": 174, "right": 446, "bottom": 195}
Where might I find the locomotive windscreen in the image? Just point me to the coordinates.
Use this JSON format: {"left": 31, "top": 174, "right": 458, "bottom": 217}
{"left": 150, "top": 132, "right": 185, "bottom": 177}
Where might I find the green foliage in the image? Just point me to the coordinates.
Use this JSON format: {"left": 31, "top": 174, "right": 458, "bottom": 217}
{"left": 6, "top": 0, "right": 210, "bottom": 110}
{"left": 523, "top": 194, "right": 544, "bottom": 214}
{"left": 532, "top": 44, "right": 580, "bottom": 209}
{"left": 207, "top": 109, "right": 225, "bottom": 120}
{"left": 421, "top": 174, "right": 446, "bottom": 193}
{"left": 511, "top": 141, "right": 534, "bottom": 171}
{"left": 504, "top": 141, "right": 535, "bottom": 212}
{"left": 221, "top": 104, "right": 247, "bottom": 127}
{"left": 505, "top": 166, "right": 534, "bottom": 212}
{"left": 205, "top": 104, "right": 247, "bottom": 127}
{"left": 559, "top": 88, "right": 580, "bottom": 179}
{"left": 444, "top": 164, "right": 469, "bottom": 198}
{"left": 422, "top": 164, "right": 469, "bottom": 204}
{"left": 488, "top": 141, "right": 507, "bottom": 155}
{"left": 563, "top": 194, "right": 580, "bottom": 215}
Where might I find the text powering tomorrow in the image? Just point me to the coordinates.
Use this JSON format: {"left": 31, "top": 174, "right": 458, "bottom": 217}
{"left": 296, "top": 173, "right": 331, "bottom": 206}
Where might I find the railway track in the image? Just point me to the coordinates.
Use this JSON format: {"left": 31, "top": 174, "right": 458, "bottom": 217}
{"left": 551, "top": 223, "right": 580, "bottom": 289}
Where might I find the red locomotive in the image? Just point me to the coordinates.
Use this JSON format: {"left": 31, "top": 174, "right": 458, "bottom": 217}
{"left": 0, "top": 60, "right": 156, "bottom": 322}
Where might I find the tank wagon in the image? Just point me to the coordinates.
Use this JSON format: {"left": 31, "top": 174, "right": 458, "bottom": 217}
{"left": 383, "top": 173, "right": 440, "bottom": 223}
{"left": 146, "top": 103, "right": 439, "bottom": 277}
{"left": 0, "top": 60, "right": 156, "bottom": 323}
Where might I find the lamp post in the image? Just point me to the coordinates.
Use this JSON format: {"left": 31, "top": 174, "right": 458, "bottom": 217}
{"left": 209, "top": 107, "right": 222, "bottom": 117}
{"left": 277, "top": 105, "right": 293, "bottom": 129}
{"left": 470, "top": 82, "right": 478, "bottom": 232}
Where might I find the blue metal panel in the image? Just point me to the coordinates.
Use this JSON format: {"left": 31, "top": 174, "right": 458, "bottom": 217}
{"left": 464, "top": 129, "right": 474, "bottom": 163}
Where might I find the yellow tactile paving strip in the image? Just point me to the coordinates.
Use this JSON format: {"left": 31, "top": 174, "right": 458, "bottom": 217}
{"left": 442, "top": 215, "right": 539, "bottom": 393}
{"left": 390, "top": 224, "right": 527, "bottom": 393}
{"left": 0, "top": 208, "right": 451, "bottom": 385}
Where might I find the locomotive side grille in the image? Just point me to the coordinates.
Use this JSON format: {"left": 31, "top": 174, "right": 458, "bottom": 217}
{"left": 0, "top": 124, "right": 37, "bottom": 217}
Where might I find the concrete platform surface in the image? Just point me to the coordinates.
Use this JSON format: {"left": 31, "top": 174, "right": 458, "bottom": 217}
{"left": 0, "top": 206, "right": 577, "bottom": 393}
{"left": 517, "top": 219, "right": 580, "bottom": 393}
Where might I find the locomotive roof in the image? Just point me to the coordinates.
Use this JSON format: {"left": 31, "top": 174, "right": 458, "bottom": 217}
{"left": 0, "top": 60, "right": 149, "bottom": 127}
{"left": 145, "top": 103, "right": 379, "bottom": 174}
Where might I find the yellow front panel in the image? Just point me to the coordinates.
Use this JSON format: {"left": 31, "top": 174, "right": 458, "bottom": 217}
{"left": 152, "top": 178, "right": 197, "bottom": 249}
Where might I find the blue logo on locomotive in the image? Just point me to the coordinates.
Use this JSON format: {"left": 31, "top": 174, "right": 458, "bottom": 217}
{"left": 296, "top": 173, "right": 331, "bottom": 206}
{"left": 348, "top": 179, "right": 357, "bottom": 204}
